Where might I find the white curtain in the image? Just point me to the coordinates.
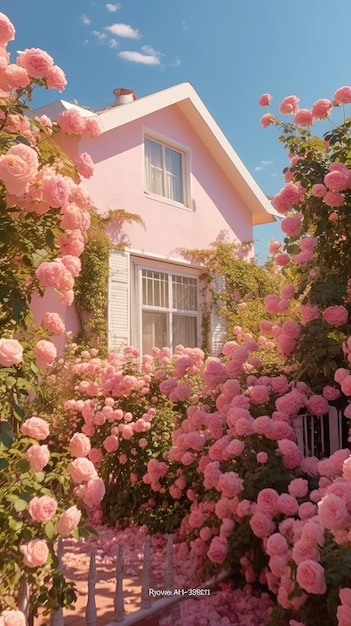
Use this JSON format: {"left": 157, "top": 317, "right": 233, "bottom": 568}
{"left": 165, "top": 147, "right": 183, "bottom": 203}
{"left": 172, "top": 315, "right": 197, "bottom": 348}
{"left": 145, "top": 138, "right": 163, "bottom": 195}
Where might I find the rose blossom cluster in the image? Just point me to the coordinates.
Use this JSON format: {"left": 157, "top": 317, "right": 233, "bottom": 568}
{"left": 15, "top": 413, "right": 98, "bottom": 581}
{"left": 0, "top": 13, "right": 66, "bottom": 96}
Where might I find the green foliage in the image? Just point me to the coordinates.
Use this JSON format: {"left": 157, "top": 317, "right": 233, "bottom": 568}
{"left": 74, "top": 209, "right": 144, "bottom": 355}
{"left": 181, "top": 240, "right": 284, "bottom": 363}
{"left": 273, "top": 115, "right": 351, "bottom": 390}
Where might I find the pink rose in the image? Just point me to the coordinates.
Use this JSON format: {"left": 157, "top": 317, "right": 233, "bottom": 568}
{"left": 57, "top": 505, "right": 82, "bottom": 537}
{"left": 278, "top": 494, "right": 299, "bottom": 516}
{"left": 41, "top": 312, "right": 65, "bottom": 335}
{"left": 339, "top": 587, "right": 351, "bottom": 608}
{"left": 45, "top": 64, "right": 67, "bottom": 92}
{"left": 296, "top": 560, "right": 326, "bottom": 594}
{"left": 0, "top": 144, "right": 39, "bottom": 196}
{"left": 25, "top": 444, "right": 50, "bottom": 471}
{"left": 249, "top": 384, "right": 270, "bottom": 404}
{"left": 258, "top": 93, "right": 272, "bottom": 106}
{"left": 41, "top": 171, "right": 69, "bottom": 208}
{"left": 265, "top": 533, "right": 289, "bottom": 556}
{"left": 76, "top": 152, "right": 94, "bottom": 178}
{"left": 21, "top": 416, "right": 50, "bottom": 440}
{"left": 300, "top": 301, "right": 319, "bottom": 324}
{"left": 269, "top": 241, "right": 281, "bottom": 254}
{"left": 60, "top": 255, "right": 81, "bottom": 277}
{"left": 57, "top": 109, "right": 86, "bottom": 135}
{"left": 318, "top": 493, "right": 350, "bottom": 530}
{"left": 249, "top": 512, "right": 275, "bottom": 538}
{"left": 334, "top": 86, "right": 351, "bottom": 104}
{"left": 0, "top": 12, "right": 15, "bottom": 45}
{"left": 34, "top": 340, "right": 57, "bottom": 369}
{"left": 207, "top": 536, "right": 227, "bottom": 564}
{"left": 260, "top": 112, "right": 274, "bottom": 128}
{"left": 28, "top": 495, "right": 58, "bottom": 522}
{"left": 257, "top": 451, "right": 268, "bottom": 464}
{"left": 311, "top": 98, "right": 332, "bottom": 120}
{"left": 324, "top": 170, "right": 348, "bottom": 192}
{"left": 103, "top": 434, "right": 119, "bottom": 453}
{"left": 20, "top": 539, "right": 49, "bottom": 568}
{"left": 288, "top": 478, "right": 308, "bottom": 498}
{"left": 69, "top": 457, "right": 98, "bottom": 483}
{"left": 323, "top": 191, "right": 344, "bottom": 208}
{"left": 308, "top": 395, "right": 329, "bottom": 416}
{"left": 69, "top": 433, "right": 91, "bottom": 458}
{"left": 279, "top": 95, "right": 300, "bottom": 114}
{"left": 1, "top": 610, "right": 26, "bottom": 626}
{"left": 85, "top": 117, "right": 101, "bottom": 137}
{"left": 82, "top": 477, "right": 106, "bottom": 508}
{"left": 16, "top": 48, "right": 54, "bottom": 78}
{"left": 294, "top": 109, "right": 313, "bottom": 126}
{"left": 281, "top": 214, "right": 302, "bottom": 237}
{"left": 323, "top": 305, "right": 348, "bottom": 326}
{"left": 0, "top": 338, "right": 23, "bottom": 366}
{"left": 311, "top": 183, "right": 327, "bottom": 197}
{"left": 60, "top": 204, "right": 90, "bottom": 232}
{"left": 36, "top": 260, "right": 63, "bottom": 287}
{"left": 337, "top": 604, "right": 351, "bottom": 626}
{"left": 322, "top": 385, "right": 340, "bottom": 401}
{"left": 3, "top": 64, "right": 30, "bottom": 90}
{"left": 257, "top": 488, "right": 279, "bottom": 513}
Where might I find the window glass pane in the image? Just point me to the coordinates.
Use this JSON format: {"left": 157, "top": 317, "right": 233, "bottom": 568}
{"left": 165, "top": 147, "right": 183, "bottom": 203}
{"left": 142, "top": 270, "right": 168, "bottom": 307}
{"left": 145, "top": 137, "right": 164, "bottom": 196}
{"left": 142, "top": 311, "right": 168, "bottom": 354}
{"left": 173, "top": 315, "right": 197, "bottom": 348}
{"left": 172, "top": 275, "right": 198, "bottom": 310}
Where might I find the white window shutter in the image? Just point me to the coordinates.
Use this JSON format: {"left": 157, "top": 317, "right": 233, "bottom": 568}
{"left": 108, "top": 250, "right": 130, "bottom": 352}
{"left": 211, "top": 274, "right": 226, "bottom": 356}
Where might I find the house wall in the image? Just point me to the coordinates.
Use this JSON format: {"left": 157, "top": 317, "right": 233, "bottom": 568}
{"left": 31, "top": 101, "right": 256, "bottom": 354}
{"left": 75, "top": 104, "right": 254, "bottom": 257}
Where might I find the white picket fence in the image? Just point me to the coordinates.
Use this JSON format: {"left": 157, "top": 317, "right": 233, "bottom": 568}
{"left": 294, "top": 405, "right": 346, "bottom": 458}
{"left": 18, "top": 534, "right": 228, "bottom": 626}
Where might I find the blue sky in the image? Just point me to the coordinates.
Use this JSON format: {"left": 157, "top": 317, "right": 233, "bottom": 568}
{"left": 3, "top": 0, "right": 351, "bottom": 261}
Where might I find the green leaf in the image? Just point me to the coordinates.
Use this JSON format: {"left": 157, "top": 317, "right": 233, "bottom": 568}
{"left": 14, "top": 499, "right": 28, "bottom": 512}
{"left": 44, "top": 520, "right": 56, "bottom": 540}
{"left": 8, "top": 517, "right": 23, "bottom": 532}
{"left": 0, "top": 457, "right": 9, "bottom": 469}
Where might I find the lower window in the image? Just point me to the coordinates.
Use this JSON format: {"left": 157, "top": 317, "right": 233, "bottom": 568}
{"left": 139, "top": 267, "right": 199, "bottom": 354}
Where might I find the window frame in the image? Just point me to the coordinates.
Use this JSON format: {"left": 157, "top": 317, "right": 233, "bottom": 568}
{"left": 131, "top": 258, "right": 200, "bottom": 353}
{"left": 143, "top": 130, "right": 191, "bottom": 210}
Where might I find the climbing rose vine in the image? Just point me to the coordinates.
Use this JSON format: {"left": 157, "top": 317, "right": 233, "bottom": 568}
{"left": 0, "top": 11, "right": 104, "bottom": 620}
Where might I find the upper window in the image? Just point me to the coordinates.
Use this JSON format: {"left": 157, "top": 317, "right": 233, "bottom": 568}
{"left": 144, "top": 136, "right": 186, "bottom": 205}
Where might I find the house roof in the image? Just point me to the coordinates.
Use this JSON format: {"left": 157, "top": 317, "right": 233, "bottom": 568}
{"left": 35, "top": 82, "right": 277, "bottom": 226}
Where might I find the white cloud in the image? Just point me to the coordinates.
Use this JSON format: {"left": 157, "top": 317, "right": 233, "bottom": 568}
{"left": 106, "top": 3, "right": 120, "bottom": 11}
{"left": 92, "top": 30, "right": 107, "bottom": 41}
{"left": 105, "top": 23, "right": 141, "bottom": 39}
{"left": 261, "top": 160, "right": 274, "bottom": 165}
{"left": 270, "top": 173, "right": 280, "bottom": 177}
{"left": 171, "top": 55, "right": 181, "bottom": 67}
{"left": 118, "top": 46, "right": 162, "bottom": 65}
{"left": 254, "top": 166, "right": 264, "bottom": 171}
{"left": 109, "top": 38, "right": 118, "bottom": 48}
{"left": 82, "top": 14, "right": 91, "bottom": 26}
{"left": 181, "top": 20, "right": 188, "bottom": 30}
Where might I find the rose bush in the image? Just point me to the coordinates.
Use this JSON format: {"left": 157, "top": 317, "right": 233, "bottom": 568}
{"left": 33, "top": 84, "right": 351, "bottom": 626}
{"left": 0, "top": 11, "right": 103, "bottom": 620}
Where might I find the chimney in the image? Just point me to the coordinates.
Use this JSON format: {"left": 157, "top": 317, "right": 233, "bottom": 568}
{"left": 112, "top": 88, "right": 136, "bottom": 106}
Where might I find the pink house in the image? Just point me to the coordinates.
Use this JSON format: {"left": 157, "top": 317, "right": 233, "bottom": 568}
{"left": 34, "top": 83, "right": 275, "bottom": 355}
